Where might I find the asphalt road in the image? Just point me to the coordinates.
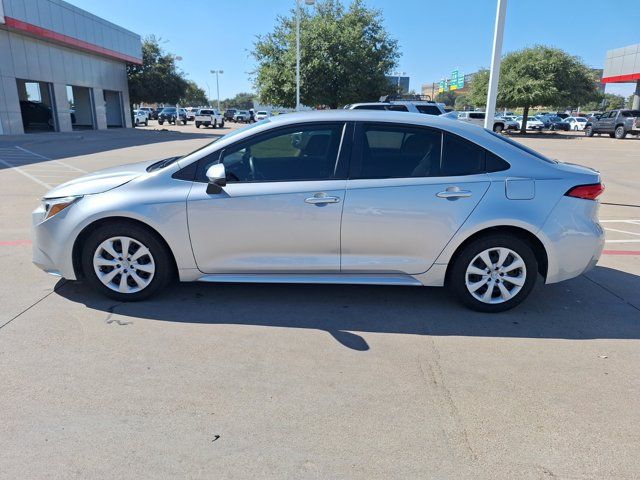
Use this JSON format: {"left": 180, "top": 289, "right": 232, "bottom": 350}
{"left": 0, "top": 123, "right": 639, "bottom": 479}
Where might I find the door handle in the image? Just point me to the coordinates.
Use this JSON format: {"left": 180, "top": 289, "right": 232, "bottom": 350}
{"left": 305, "top": 193, "right": 340, "bottom": 205}
{"left": 436, "top": 187, "right": 472, "bottom": 199}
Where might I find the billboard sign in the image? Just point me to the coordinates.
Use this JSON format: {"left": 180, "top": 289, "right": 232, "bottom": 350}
{"left": 450, "top": 69, "right": 464, "bottom": 90}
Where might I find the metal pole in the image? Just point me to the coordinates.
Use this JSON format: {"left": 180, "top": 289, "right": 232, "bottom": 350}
{"left": 484, "top": 0, "right": 508, "bottom": 129}
{"left": 216, "top": 71, "right": 220, "bottom": 110}
{"left": 295, "top": 0, "right": 301, "bottom": 111}
{"left": 633, "top": 80, "right": 640, "bottom": 110}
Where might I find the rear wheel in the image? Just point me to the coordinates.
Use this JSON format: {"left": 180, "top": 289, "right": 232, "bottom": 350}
{"left": 195, "top": 122, "right": 200, "bottom": 128}
{"left": 81, "top": 222, "right": 174, "bottom": 301}
{"left": 220, "top": 120, "right": 225, "bottom": 128}
{"left": 493, "top": 123, "right": 503, "bottom": 133}
{"left": 615, "top": 126, "right": 626, "bottom": 139}
{"left": 449, "top": 235, "right": 538, "bottom": 312}
{"left": 158, "top": 120, "right": 164, "bottom": 125}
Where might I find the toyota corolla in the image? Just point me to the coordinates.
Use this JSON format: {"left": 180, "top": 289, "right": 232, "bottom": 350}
{"left": 32, "top": 110, "right": 604, "bottom": 312}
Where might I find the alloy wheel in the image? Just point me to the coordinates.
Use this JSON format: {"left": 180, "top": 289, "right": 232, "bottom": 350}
{"left": 465, "top": 247, "right": 526, "bottom": 305}
{"left": 93, "top": 236, "right": 155, "bottom": 293}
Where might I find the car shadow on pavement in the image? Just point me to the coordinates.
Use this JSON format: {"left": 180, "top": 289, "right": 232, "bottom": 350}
{"left": 56, "top": 266, "right": 640, "bottom": 351}
{"left": 0, "top": 129, "right": 220, "bottom": 169}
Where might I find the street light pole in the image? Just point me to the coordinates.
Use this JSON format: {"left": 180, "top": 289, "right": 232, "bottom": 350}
{"left": 295, "top": 0, "right": 315, "bottom": 111}
{"left": 175, "top": 55, "right": 183, "bottom": 124}
{"left": 393, "top": 71, "right": 406, "bottom": 94}
{"left": 210, "top": 70, "right": 223, "bottom": 110}
{"left": 484, "top": 0, "right": 508, "bottom": 129}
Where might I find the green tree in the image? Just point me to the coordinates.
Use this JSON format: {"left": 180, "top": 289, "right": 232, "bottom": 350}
{"left": 434, "top": 90, "right": 457, "bottom": 107}
{"left": 581, "top": 93, "right": 625, "bottom": 112}
{"left": 252, "top": 0, "right": 399, "bottom": 108}
{"left": 221, "top": 92, "right": 256, "bottom": 110}
{"left": 180, "top": 81, "right": 208, "bottom": 106}
{"left": 468, "top": 47, "right": 599, "bottom": 132}
{"left": 454, "top": 94, "right": 472, "bottom": 111}
{"left": 127, "top": 36, "right": 188, "bottom": 105}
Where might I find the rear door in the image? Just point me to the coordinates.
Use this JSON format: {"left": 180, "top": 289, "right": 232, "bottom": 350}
{"left": 340, "top": 123, "right": 490, "bottom": 274}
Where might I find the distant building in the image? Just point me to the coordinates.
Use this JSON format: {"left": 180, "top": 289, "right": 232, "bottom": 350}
{"left": 602, "top": 43, "right": 640, "bottom": 109}
{"left": 386, "top": 75, "right": 410, "bottom": 94}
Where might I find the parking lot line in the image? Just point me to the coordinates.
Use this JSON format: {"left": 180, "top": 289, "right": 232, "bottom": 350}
{"left": 0, "top": 158, "right": 52, "bottom": 189}
{"left": 604, "top": 227, "right": 640, "bottom": 236}
{"left": 15, "top": 146, "right": 87, "bottom": 173}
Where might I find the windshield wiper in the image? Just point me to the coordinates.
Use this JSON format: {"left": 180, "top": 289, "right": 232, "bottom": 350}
{"left": 146, "top": 156, "right": 181, "bottom": 172}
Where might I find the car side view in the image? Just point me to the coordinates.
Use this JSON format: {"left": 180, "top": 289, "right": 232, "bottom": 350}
{"left": 32, "top": 110, "right": 605, "bottom": 312}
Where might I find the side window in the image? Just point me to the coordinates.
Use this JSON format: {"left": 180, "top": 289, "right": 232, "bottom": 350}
{"left": 469, "top": 113, "right": 485, "bottom": 120}
{"left": 354, "top": 124, "right": 441, "bottom": 179}
{"left": 387, "top": 104, "right": 409, "bottom": 112}
{"left": 486, "top": 152, "right": 510, "bottom": 173}
{"left": 209, "top": 123, "right": 344, "bottom": 183}
{"left": 441, "top": 133, "right": 485, "bottom": 176}
{"left": 416, "top": 105, "right": 442, "bottom": 115}
{"left": 354, "top": 104, "right": 387, "bottom": 110}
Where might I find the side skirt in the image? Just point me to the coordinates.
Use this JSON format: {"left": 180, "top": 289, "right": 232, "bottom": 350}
{"left": 195, "top": 273, "right": 423, "bottom": 287}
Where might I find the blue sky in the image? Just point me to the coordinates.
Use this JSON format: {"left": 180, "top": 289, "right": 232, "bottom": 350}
{"left": 69, "top": 0, "right": 639, "bottom": 99}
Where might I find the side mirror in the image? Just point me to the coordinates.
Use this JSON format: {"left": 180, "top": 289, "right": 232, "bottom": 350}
{"left": 206, "top": 163, "right": 227, "bottom": 194}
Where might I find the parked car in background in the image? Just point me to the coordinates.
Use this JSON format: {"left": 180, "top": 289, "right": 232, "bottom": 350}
{"left": 515, "top": 116, "right": 544, "bottom": 131}
{"left": 138, "top": 107, "right": 153, "bottom": 119}
{"left": 233, "top": 110, "right": 252, "bottom": 123}
{"left": 133, "top": 109, "right": 149, "bottom": 126}
{"left": 254, "top": 111, "right": 270, "bottom": 121}
{"left": 150, "top": 108, "right": 163, "bottom": 120}
{"left": 185, "top": 107, "right": 199, "bottom": 121}
{"left": 454, "top": 111, "right": 518, "bottom": 133}
{"left": 585, "top": 109, "right": 640, "bottom": 139}
{"left": 345, "top": 95, "right": 447, "bottom": 116}
{"left": 565, "top": 117, "right": 588, "bottom": 131}
{"left": 537, "top": 115, "right": 570, "bottom": 131}
{"left": 224, "top": 109, "right": 238, "bottom": 122}
{"left": 20, "top": 100, "right": 54, "bottom": 128}
{"left": 195, "top": 108, "right": 224, "bottom": 128}
{"left": 31, "top": 110, "right": 605, "bottom": 312}
{"left": 158, "top": 107, "right": 188, "bottom": 125}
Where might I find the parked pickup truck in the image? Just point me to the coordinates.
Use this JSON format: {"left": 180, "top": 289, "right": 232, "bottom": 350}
{"left": 195, "top": 109, "right": 224, "bottom": 129}
{"left": 585, "top": 109, "right": 640, "bottom": 139}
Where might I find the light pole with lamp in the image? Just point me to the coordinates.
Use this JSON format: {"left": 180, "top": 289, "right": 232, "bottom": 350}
{"left": 210, "top": 70, "right": 223, "bottom": 110}
{"left": 296, "top": 0, "right": 315, "bottom": 111}
{"left": 175, "top": 55, "right": 183, "bottom": 124}
{"left": 484, "top": 0, "right": 508, "bottom": 129}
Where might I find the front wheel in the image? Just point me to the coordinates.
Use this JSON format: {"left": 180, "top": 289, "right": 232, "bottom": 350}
{"left": 584, "top": 126, "right": 594, "bottom": 137}
{"left": 195, "top": 122, "right": 200, "bottom": 128}
{"left": 449, "top": 235, "right": 537, "bottom": 312}
{"left": 493, "top": 124, "right": 503, "bottom": 133}
{"left": 81, "top": 222, "right": 174, "bottom": 301}
{"left": 614, "top": 126, "right": 626, "bottom": 139}
{"left": 220, "top": 120, "right": 225, "bottom": 128}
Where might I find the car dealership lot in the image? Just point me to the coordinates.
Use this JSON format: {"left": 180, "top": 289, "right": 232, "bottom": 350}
{"left": 1, "top": 129, "right": 639, "bottom": 479}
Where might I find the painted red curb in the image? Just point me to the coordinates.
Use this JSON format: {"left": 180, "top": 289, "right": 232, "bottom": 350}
{"left": 4, "top": 16, "right": 142, "bottom": 65}
{"left": 602, "top": 250, "right": 640, "bottom": 256}
{"left": 0, "top": 239, "right": 32, "bottom": 246}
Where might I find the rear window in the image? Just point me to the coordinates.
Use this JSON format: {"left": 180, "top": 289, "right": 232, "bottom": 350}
{"left": 416, "top": 105, "right": 442, "bottom": 115}
{"left": 199, "top": 110, "right": 213, "bottom": 114}
{"left": 487, "top": 130, "right": 556, "bottom": 164}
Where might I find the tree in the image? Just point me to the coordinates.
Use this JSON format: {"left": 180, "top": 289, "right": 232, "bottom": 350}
{"left": 434, "top": 90, "right": 457, "bottom": 107}
{"left": 221, "top": 92, "right": 256, "bottom": 110}
{"left": 252, "top": 0, "right": 400, "bottom": 108}
{"left": 581, "top": 93, "right": 625, "bottom": 112}
{"left": 454, "top": 94, "right": 472, "bottom": 111}
{"left": 180, "top": 81, "right": 208, "bottom": 106}
{"left": 127, "top": 36, "right": 188, "bottom": 105}
{"left": 468, "top": 47, "right": 599, "bottom": 132}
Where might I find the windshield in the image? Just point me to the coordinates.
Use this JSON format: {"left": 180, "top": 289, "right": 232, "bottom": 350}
{"left": 162, "top": 108, "right": 176, "bottom": 113}
{"left": 549, "top": 116, "right": 562, "bottom": 122}
{"left": 577, "top": 118, "right": 587, "bottom": 122}
{"left": 487, "top": 131, "right": 556, "bottom": 164}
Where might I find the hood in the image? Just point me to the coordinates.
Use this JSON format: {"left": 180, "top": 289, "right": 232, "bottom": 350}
{"left": 43, "top": 159, "right": 156, "bottom": 199}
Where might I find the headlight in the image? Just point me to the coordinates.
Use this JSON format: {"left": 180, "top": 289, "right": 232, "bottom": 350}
{"left": 43, "top": 195, "right": 83, "bottom": 220}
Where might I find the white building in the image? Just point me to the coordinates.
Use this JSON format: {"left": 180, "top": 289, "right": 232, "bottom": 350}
{"left": 0, "top": 0, "right": 141, "bottom": 135}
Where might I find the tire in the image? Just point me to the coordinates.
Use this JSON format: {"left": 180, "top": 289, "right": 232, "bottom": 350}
{"left": 182, "top": 120, "right": 187, "bottom": 125}
{"left": 158, "top": 121, "right": 164, "bottom": 125}
{"left": 448, "top": 234, "right": 538, "bottom": 313}
{"left": 81, "top": 222, "right": 174, "bottom": 302}
{"left": 213, "top": 120, "right": 217, "bottom": 128}
{"left": 574, "top": 125, "right": 578, "bottom": 131}
{"left": 584, "top": 126, "right": 594, "bottom": 137}
{"left": 493, "top": 123, "right": 503, "bottom": 134}
{"left": 144, "top": 120, "right": 148, "bottom": 126}
{"left": 220, "top": 120, "right": 225, "bottom": 128}
{"left": 195, "top": 122, "right": 200, "bottom": 128}
{"left": 614, "top": 126, "right": 626, "bottom": 139}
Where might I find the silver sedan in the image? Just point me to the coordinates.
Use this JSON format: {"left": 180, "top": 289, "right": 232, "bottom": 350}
{"left": 32, "top": 110, "right": 605, "bottom": 312}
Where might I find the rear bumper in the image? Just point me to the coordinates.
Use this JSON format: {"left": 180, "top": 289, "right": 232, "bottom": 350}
{"left": 539, "top": 197, "right": 604, "bottom": 284}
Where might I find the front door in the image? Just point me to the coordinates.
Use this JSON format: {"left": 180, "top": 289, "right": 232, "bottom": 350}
{"left": 341, "top": 123, "right": 490, "bottom": 274}
{"left": 187, "top": 122, "right": 349, "bottom": 273}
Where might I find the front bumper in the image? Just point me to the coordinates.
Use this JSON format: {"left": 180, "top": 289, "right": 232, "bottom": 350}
{"left": 32, "top": 204, "right": 77, "bottom": 279}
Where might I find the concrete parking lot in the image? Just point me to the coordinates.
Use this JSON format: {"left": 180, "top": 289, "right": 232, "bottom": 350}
{"left": 0, "top": 123, "right": 639, "bottom": 479}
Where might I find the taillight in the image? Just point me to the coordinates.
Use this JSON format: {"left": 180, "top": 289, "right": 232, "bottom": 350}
{"left": 565, "top": 183, "right": 604, "bottom": 200}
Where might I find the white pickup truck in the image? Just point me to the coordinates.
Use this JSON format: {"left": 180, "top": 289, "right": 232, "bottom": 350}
{"left": 194, "top": 108, "right": 224, "bottom": 128}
